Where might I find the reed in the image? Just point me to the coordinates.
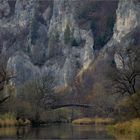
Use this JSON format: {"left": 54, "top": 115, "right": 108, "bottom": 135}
{"left": 72, "top": 117, "right": 113, "bottom": 125}
{"left": 0, "top": 113, "right": 31, "bottom": 127}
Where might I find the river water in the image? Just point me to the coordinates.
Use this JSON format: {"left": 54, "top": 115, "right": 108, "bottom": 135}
{"left": 0, "top": 124, "right": 138, "bottom": 140}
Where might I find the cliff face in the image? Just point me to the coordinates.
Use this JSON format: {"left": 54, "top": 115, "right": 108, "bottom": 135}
{"left": 113, "top": 0, "right": 140, "bottom": 43}
{"left": 108, "top": 0, "right": 140, "bottom": 69}
{"left": 0, "top": 0, "right": 139, "bottom": 94}
{"left": 44, "top": 0, "right": 94, "bottom": 89}
{"left": 0, "top": 0, "right": 94, "bottom": 92}
{"left": 107, "top": 0, "right": 140, "bottom": 48}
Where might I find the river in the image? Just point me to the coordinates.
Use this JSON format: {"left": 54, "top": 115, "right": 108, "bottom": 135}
{"left": 0, "top": 124, "right": 138, "bottom": 140}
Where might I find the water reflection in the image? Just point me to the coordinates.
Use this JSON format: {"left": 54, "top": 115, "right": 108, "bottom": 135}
{"left": 0, "top": 124, "right": 138, "bottom": 140}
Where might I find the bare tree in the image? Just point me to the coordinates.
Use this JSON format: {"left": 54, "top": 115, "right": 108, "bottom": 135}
{"left": 18, "top": 75, "right": 56, "bottom": 123}
{"left": 111, "top": 45, "right": 140, "bottom": 116}
{"left": 0, "top": 54, "right": 15, "bottom": 104}
{"left": 113, "top": 46, "right": 140, "bottom": 96}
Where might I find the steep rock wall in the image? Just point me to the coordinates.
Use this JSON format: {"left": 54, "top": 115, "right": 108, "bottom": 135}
{"left": 0, "top": 0, "right": 94, "bottom": 92}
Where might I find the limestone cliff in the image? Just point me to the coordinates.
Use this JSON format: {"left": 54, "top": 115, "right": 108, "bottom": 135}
{"left": 113, "top": 0, "right": 140, "bottom": 43}
{"left": 0, "top": 0, "right": 139, "bottom": 95}
{"left": 99, "top": 0, "right": 140, "bottom": 69}
{"left": 106, "top": 0, "right": 140, "bottom": 48}
{"left": 0, "top": 0, "right": 94, "bottom": 92}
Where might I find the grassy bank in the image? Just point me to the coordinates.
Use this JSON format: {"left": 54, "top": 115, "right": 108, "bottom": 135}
{"left": 72, "top": 117, "right": 113, "bottom": 125}
{"left": 107, "top": 118, "right": 140, "bottom": 138}
{"left": 0, "top": 113, "right": 31, "bottom": 127}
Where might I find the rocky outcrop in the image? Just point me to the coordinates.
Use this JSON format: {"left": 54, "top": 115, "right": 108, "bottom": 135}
{"left": 7, "top": 52, "right": 40, "bottom": 86}
{"left": 0, "top": 0, "right": 94, "bottom": 92}
{"left": 106, "top": 0, "right": 140, "bottom": 48}
{"left": 0, "top": 0, "right": 139, "bottom": 95}
{"left": 113, "top": 0, "right": 140, "bottom": 43}
{"left": 101, "top": 0, "right": 140, "bottom": 69}
{"left": 43, "top": 2, "right": 93, "bottom": 89}
{"left": 0, "top": 0, "right": 11, "bottom": 18}
{"left": 113, "top": 0, "right": 140, "bottom": 68}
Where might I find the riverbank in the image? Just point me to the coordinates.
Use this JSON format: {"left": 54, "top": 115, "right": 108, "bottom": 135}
{"left": 107, "top": 118, "right": 140, "bottom": 138}
{"left": 0, "top": 114, "right": 31, "bottom": 127}
{"left": 0, "top": 114, "right": 114, "bottom": 127}
{"left": 72, "top": 117, "right": 113, "bottom": 125}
